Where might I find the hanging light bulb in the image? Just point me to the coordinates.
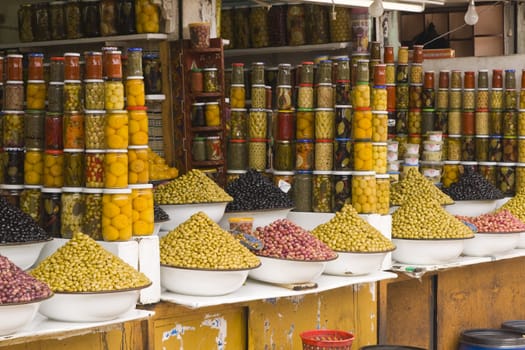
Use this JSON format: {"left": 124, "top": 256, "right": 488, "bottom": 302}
{"left": 464, "top": 0, "right": 479, "bottom": 26}
{"left": 369, "top": 0, "right": 384, "bottom": 18}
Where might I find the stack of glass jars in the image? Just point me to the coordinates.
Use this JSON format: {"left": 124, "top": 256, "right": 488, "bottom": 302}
{"left": 383, "top": 46, "right": 399, "bottom": 182}
{"left": 488, "top": 70, "right": 505, "bottom": 191}
{"left": 407, "top": 45, "right": 423, "bottom": 155}
{"left": 248, "top": 62, "right": 268, "bottom": 172}
{"left": 227, "top": 63, "right": 248, "bottom": 179}
{"left": 460, "top": 71, "right": 476, "bottom": 165}
{"left": 517, "top": 70, "right": 525, "bottom": 190}
{"left": 394, "top": 46, "right": 409, "bottom": 163}
{"left": 498, "top": 69, "right": 518, "bottom": 195}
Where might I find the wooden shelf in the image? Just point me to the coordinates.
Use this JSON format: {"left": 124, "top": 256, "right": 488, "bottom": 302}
{"left": 224, "top": 41, "right": 351, "bottom": 58}
{"left": 0, "top": 33, "right": 168, "bottom": 50}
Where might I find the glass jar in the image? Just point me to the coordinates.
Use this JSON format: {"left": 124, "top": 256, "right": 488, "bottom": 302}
{"left": 490, "top": 89, "right": 503, "bottom": 110}
{"left": 351, "top": 171, "right": 376, "bottom": 214}
{"left": 505, "top": 90, "right": 518, "bottom": 111}
{"left": 105, "top": 50, "right": 123, "bottom": 79}
{"left": 353, "top": 84, "right": 371, "bottom": 108}
{"left": 85, "top": 149, "right": 105, "bottom": 187}
{"left": 231, "top": 63, "right": 244, "bottom": 85}
{"left": 297, "top": 86, "right": 313, "bottom": 109}
{"left": 102, "top": 188, "right": 132, "bottom": 241}
{"left": 372, "top": 142, "right": 387, "bottom": 174}
{"left": 461, "top": 136, "right": 475, "bottom": 161}
{"left": 519, "top": 110, "right": 525, "bottom": 137}
{"left": 372, "top": 112, "right": 388, "bottom": 142}
{"left": 295, "top": 139, "right": 314, "bottom": 171}
{"left": 251, "top": 84, "right": 266, "bottom": 109}
{"left": 372, "top": 87, "right": 387, "bottom": 111}
{"left": 503, "top": 137, "right": 518, "bottom": 162}
{"left": 24, "top": 149, "right": 43, "bottom": 185}
{"left": 436, "top": 89, "right": 449, "bottom": 110}
{"left": 81, "top": 0, "right": 100, "bottom": 37}
{"left": 41, "top": 187, "right": 62, "bottom": 237}
{"left": 62, "top": 112, "right": 84, "bottom": 149}
{"left": 65, "top": 0, "right": 83, "bottom": 39}
{"left": 476, "top": 89, "right": 489, "bottom": 110}
{"left": 84, "top": 110, "right": 105, "bottom": 149}
{"left": 336, "top": 82, "right": 351, "bottom": 106}
{"left": 312, "top": 171, "right": 332, "bottom": 213}
{"left": 32, "top": 2, "right": 51, "bottom": 41}
{"left": 18, "top": 4, "right": 34, "bottom": 42}
{"left": 60, "top": 188, "right": 84, "bottom": 239}
{"left": 478, "top": 162, "right": 498, "bottom": 187}
{"left": 498, "top": 162, "right": 516, "bottom": 196}
{"left": 304, "top": 4, "right": 329, "bottom": 44}
{"left": 249, "top": 6, "right": 269, "bottom": 48}
{"left": 64, "top": 80, "right": 83, "bottom": 112}
{"left": 20, "top": 185, "right": 42, "bottom": 223}
{"left": 315, "top": 140, "right": 333, "bottom": 171}
{"left": 206, "top": 136, "right": 223, "bottom": 161}
{"left": 135, "top": 0, "right": 159, "bottom": 33}
{"left": 84, "top": 51, "right": 103, "bottom": 80}
{"left": 295, "top": 109, "right": 314, "bottom": 139}
{"left": 191, "top": 102, "right": 205, "bottom": 127}
{"left": 475, "top": 136, "right": 489, "bottom": 162}
{"left": 353, "top": 141, "right": 373, "bottom": 171}
{"left": 442, "top": 161, "right": 460, "bottom": 188}
{"left": 45, "top": 113, "right": 63, "bottom": 150}
{"left": 125, "top": 77, "right": 145, "bottom": 107}
{"left": 129, "top": 184, "right": 154, "bottom": 236}
{"left": 205, "top": 102, "right": 221, "bottom": 127}
{"left": 104, "top": 149, "right": 128, "bottom": 188}
{"left": 4, "top": 111, "right": 25, "bottom": 148}
{"left": 28, "top": 53, "right": 44, "bottom": 81}
{"left": 293, "top": 171, "right": 313, "bottom": 212}
{"left": 105, "top": 80, "right": 124, "bottom": 110}
{"left": 143, "top": 53, "right": 162, "bottom": 94}
{"left": 447, "top": 110, "right": 461, "bottom": 135}
{"left": 227, "top": 140, "right": 248, "bottom": 170}
{"left": 409, "top": 85, "right": 423, "bottom": 109}
{"left": 276, "top": 85, "right": 293, "bottom": 110}
{"left": 64, "top": 52, "right": 81, "bottom": 80}
{"left": 116, "top": 0, "right": 135, "bottom": 34}
{"left": 329, "top": 6, "right": 350, "bottom": 42}
{"left": 191, "top": 137, "right": 206, "bottom": 161}
{"left": 395, "top": 65, "right": 409, "bottom": 84}
{"left": 332, "top": 171, "right": 351, "bottom": 212}
{"left": 5, "top": 81, "right": 24, "bottom": 111}
{"left": 334, "top": 106, "right": 352, "bottom": 139}
{"left": 24, "top": 110, "right": 45, "bottom": 149}
{"left": 316, "top": 84, "right": 333, "bottom": 108}
{"left": 267, "top": 4, "right": 286, "bottom": 46}
{"left": 229, "top": 108, "right": 247, "bottom": 140}
{"left": 249, "top": 109, "right": 267, "bottom": 139}
{"left": 4, "top": 149, "right": 24, "bottom": 185}
{"left": 375, "top": 174, "right": 389, "bottom": 215}
{"left": 63, "top": 149, "right": 84, "bottom": 187}
{"left": 462, "top": 111, "right": 475, "bottom": 135}
{"left": 353, "top": 108, "right": 372, "bottom": 140}
{"left": 50, "top": 56, "right": 65, "bottom": 82}
{"left": 84, "top": 80, "right": 104, "bottom": 110}
{"left": 351, "top": 9, "right": 369, "bottom": 53}
{"left": 221, "top": 8, "right": 234, "bottom": 49}
{"left": 128, "top": 107, "right": 148, "bottom": 146}
{"left": 105, "top": 110, "right": 128, "bottom": 149}
{"left": 82, "top": 188, "right": 103, "bottom": 239}
{"left": 475, "top": 110, "right": 489, "bottom": 135}
{"left": 128, "top": 145, "right": 149, "bottom": 184}
{"left": 490, "top": 110, "right": 503, "bottom": 135}
{"left": 333, "top": 138, "right": 352, "bottom": 170}
{"left": 100, "top": 0, "right": 117, "bottom": 36}
{"left": 520, "top": 139, "right": 525, "bottom": 163}
{"left": 274, "top": 140, "right": 293, "bottom": 171}
{"left": 248, "top": 139, "right": 267, "bottom": 170}
{"left": 489, "top": 136, "right": 503, "bottom": 162}
{"left": 503, "top": 110, "right": 517, "bottom": 137}
{"left": 315, "top": 108, "right": 335, "bottom": 139}
{"left": 203, "top": 68, "right": 219, "bottom": 93}
{"left": 287, "top": 4, "right": 305, "bottom": 46}
{"left": 48, "top": 82, "right": 64, "bottom": 113}
{"left": 43, "top": 150, "right": 64, "bottom": 188}
{"left": 6, "top": 54, "right": 23, "bottom": 81}
{"left": 230, "top": 85, "right": 246, "bottom": 108}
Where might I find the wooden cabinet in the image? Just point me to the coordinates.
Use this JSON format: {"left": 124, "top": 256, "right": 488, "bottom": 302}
{"left": 171, "top": 38, "right": 227, "bottom": 186}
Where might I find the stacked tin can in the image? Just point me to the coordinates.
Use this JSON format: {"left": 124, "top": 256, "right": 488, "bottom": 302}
{"left": 248, "top": 62, "right": 269, "bottom": 172}
{"left": 227, "top": 63, "right": 248, "bottom": 181}
{"left": 333, "top": 57, "right": 352, "bottom": 212}
{"left": 294, "top": 61, "right": 315, "bottom": 212}
{"left": 517, "top": 71, "right": 525, "bottom": 190}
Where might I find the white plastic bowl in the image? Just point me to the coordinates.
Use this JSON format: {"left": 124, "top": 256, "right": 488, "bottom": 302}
{"left": 517, "top": 232, "right": 525, "bottom": 249}
{"left": 38, "top": 287, "right": 144, "bottom": 322}
{"left": 159, "top": 202, "right": 228, "bottom": 231}
{"left": 324, "top": 251, "right": 393, "bottom": 276}
{"left": 0, "top": 295, "right": 51, "bottom": 336}
{"left": 153, "top": 219, "right": 169, "bottom": 235}
{"left": 286, "top": 211, "right": 335, "bottom": 231}
{"left": 220, "top": 207, "right": 293, "bottom": 231}
{"left": 444, "top": 200, "right": 499, "bottom": 217}
{"left": 392, "top": 238, "right": 467, "bottom": 265}
{"left": 462, "top": 232, "right": 520, "bottom": 257}
{"left": 248, "top": 256, "right": 334, "bottom": 284}
{"left": 0, "top": 239, "right": 52, "bottom": 270}
{"left": 160, "top": 265, "right": 255, "bottom": 296}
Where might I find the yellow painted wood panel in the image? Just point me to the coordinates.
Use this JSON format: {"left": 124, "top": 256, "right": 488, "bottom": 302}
{"left": 151, "top": 304, "right": 246, "bottom": 349}
{"left": 248, "top": 284, "right": 378, "bottom": 350}
{"left": 437, "top": 258, "right": 525, "bottom": 350}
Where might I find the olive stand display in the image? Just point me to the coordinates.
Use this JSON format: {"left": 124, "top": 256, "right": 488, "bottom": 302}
{"left": 171, "top": 38, "right": 228, "bottom": 186}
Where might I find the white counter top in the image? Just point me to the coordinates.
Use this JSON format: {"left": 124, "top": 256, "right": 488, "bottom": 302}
{"left": 161, "top": 271, "right": 397, "bottom": 309}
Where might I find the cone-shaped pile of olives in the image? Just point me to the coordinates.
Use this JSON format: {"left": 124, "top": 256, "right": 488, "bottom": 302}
{"left": 456, "top": 210, "right": 525, "bottom": 233}
{"left": 312, "top": 204, "right": 396, "bottom": 252}
{"left": 392, "top": 196, "right": 474, "bottom": 239}
{"left": 154, "top": 169, "right": 233, "bottom": 204}
{"left": 160, "top": 212, "right": 260, "bottom": 270}
{"left": 0, "top": 197, "right": 49, "bottom": 243}
{"left": 497, "top": 189, "right": 525, "bottom": 222}
{"left": 391, "top": 167, "right": 453, "bottom": 206}
{"left": 442, "top": 167, "right": 504, "bottom": 200}
{"left": 0, "top": 255, "right": 52, "bottom": 303}
{"left": 225, "top": 169, "right": 294, "bottom": 211}
{"left": 154, "top": 205, "right": 170, "bottom": 222}
{"left": 30, "top": 232, "right": 151, "bottom": 292}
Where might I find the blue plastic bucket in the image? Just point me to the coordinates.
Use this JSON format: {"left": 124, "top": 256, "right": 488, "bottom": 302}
{"left": 361, "top": 346, "right": 426, "bottom": 350}
{"left": 459, "top": 329, "right": 525, "bottom": 350}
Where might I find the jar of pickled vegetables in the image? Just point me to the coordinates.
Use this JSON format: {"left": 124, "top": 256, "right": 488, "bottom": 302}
{"left": 518, "top": 138, "right": 525, "bottom": 163}
{"left": 203, "top": 68, "right": 219, "bottom": 93}
{"left": 4, "top": 148, "right": 24, "bottom": 185}
{"left": 312, "top": 170, "right": 333, "bottom": 213}
{"left": 335, "top": 82, "right": 351, "bottom": 106}
{"left": 503, "top": 110, "right": 517, "bottom": 137}
{"left": 229, "top": 108, "right": 247, "bottom": 140}
{"left": 85, "top": 149, "right": 105, "bottom": 188}
{"left": 489, "top": 136, "right": 503, "bottom": 162}
{"left": 4, "top": 81, "right": 24, "bottom": 111}
{"left": 477, "top": 90, "right": 490, "bottom": 110}
{"left": 334, "top": 106, "right": 351, "bottom": 139}
{"left": 105, "top": 80, "right": 125, "bottom": 110}
{"left": 249, "top": 109, "right": 267, "bottom": 139}
{"left": 436, "top": 89, "right": 449, "bottom": 110}
{"left": 50, "top": 56, "right": 65, "bottom": 82}
{"left": 83, "top": 79, "right": 104, "bottom": 110}
{"left": 125, "top": 77, "right": 145, "bottom": 107}
{"left": 352, "top": 171, "right": 376, "bottom": 214}
{"left": 442, "top": 161, "right": 460, "bottom": 187}
{"left": 44, "top": 113, "right": 63, "bottom": 150}
{"left": 248, "top": 139, "right": 267, "bottom": 170}
{"left": 41, "top": 187, "right": 62, "bottom": 237}
{"left": 143, "top": 53, "right": 162, "bottom": 94}
{"left": 374, "top": 174, "right": 389, "bottom": 215}
{"left": 251, "top": 84, "right": 266, "bottom": 109}
{"left": 315, "top": 139, "right": 334, "bottom": 171}
{"left": 353, "top": 84, "right": 370, "bottom": 108}
{"left": 353, "top": 108, "right": 372, "bottom": 140}
{"left": 293, "top": 171, "right": 313, "bottom": 212}
{"left": 102, "top": 188, "right": 132, "bottom": 241}
{"left": 333, "top": 138, "right": 352, "bottom": 170}
{"left": 461, "top": 111, "right": 475, "bottom": 135}
{"left": 206, "top": 136, "right": 223, "bottom": 161}
{"left": 105, "top": 50, "right": 123, "bottom": 80}
{"left": 105, "top": 110, "right": 128, "bottom": 149}
{"left": 43, "top": 150, "right": 64, "bottom": 188}
{"left": 192, "top": 137, "right": 205, "bottom": 161}
{"left": 24, "top": 149, "right": 43, "bottom": 185}
{"left": 316, "top": 84, "right": 333, "bottom": 108}
{"left": 60, "top": 187, "right": 84, "bottom": 239}
{"left": 63, "top": 80, "right": 82, "bottom": 112}
{"left": 372, "top": 111, "right": 388, "bottom": 142}
{"left": 62, "top": 112, "right": 84, "bottom": 149}
{"left": 276, "top": 85, "right": 293, "bottom": 110}
{"left": 28, "top": 53, "right": 44, "bottom": 81}
{"left": 503, "top": 137, "right": 518, "bottom": 162}
{"left": 81, "top": 188, "right": 102, "bottom": 239}
{"left": 297, "top": 85, "right": 314, "bottom": 109}
{"left": 20, "top": 185, "right": 42, "bottom": 222}
{"left": 104, "top": 149, "right": 128, "bottom": 188}
{"left": 313, "top": 108, "right": 333, "bottom": 139}
{"left": 519, "top": 110, "right": 525, "bottom": 136}
{"left": 331, "top": 171, "right": 351, "bottom": 212}
{"left": 205, "top": 102, "right": 221, "bottom": 127}
{"left": 63, "top": 148, "right": 84, "bottom": 187}
{"left": 274, "top": 140, "right": 294, "bottom": 171}
{"left": 64, "top": 52, "right": 81, "bottom": 80}
{"left": 6, "top": 54, "right": 23, "bottom": 81}
{"left": 227, "top": 140, "right": 247, "bottom": 170}
{"left": 490, "top": 110, "right": 503, "bottom": 135}
{"left": 135, "top": 0, "right": 159, "bottom": 33}
{"left": 4, "top": 111, "right": 25, "bottom": 148}
{"left": 128, "top": 145, "right": 149, "bottom": 184}
{"left": 447, "top": 110, "right": 461, "bottom": 135}
{"left": 372, "top": 87, "right": 387, "bottom": 111}
{"left": 474, "top": 110, "right": 489, "bottom": 135}
{"left": 409, "top": 85, "right": 423, "bottom": 109}
{"left": 82, "top": 0, "right": 101, "bottom": 37}
{"left": 32, "top": 2, "right": 51, "bottom": 41}
{"left": 287, "top": 4, "right": 306, "bottom": 46}
{"left": 48, "top": 82, "right": 64, "bottom": 113}
{"left": 478, "top": 161, "right": 497, "bottom": 187}
{"left": 18, "top": 4, "right": 34, "bottom": 42}
{"left": 83, "top": 110, "right": 105, "bottom": 149}
{"left": 490, "top": 89, "right": 503, "bottom": 110}
{"left": 497, "top": 162, "right": 516, "bottom": 196}
{"left": 396, "top": 84, "right": 409, "bottom": 109}
{"left": 293, "top": 139, "right": 313, "bottom": 171}
{"left": 230, "top": 85, "right": 246, "bottom": 108}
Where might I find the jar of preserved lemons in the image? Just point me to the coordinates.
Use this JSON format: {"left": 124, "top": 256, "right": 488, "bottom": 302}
{"left": 105, "top": 110, "right": 129, "bottom": 149}
{"left": 353, "top": 108, "right": 373, "bottom": 140}
{"left": 128, "top": 106, "right": 148, "bottom": 146}
{"left": 102, "top": 188, "right": 132, "bottom": 241}
{"left": 375, "top": 174, "right": 390, "bottom": 215}
{"left": 26, "top": 80, "right": 46, "bottom": 110}
{"left": 24, "top": 149, "right": 43, "bottom": 185}
{"left": 43, "top": 150, "right": 64, "bottom": 188}
{"left": 125, "top": 76, "right": 145, "bottom": 107}
{"left": 352, "top": 171, "right": 377, "bottom": 214}
{"left": 105, "top": 80, "right": 125, "bottom": 110}
{"left": 104, "top": 149, "right": 128, "bottom": 188}
{"left": 129, "top": 184, "right": 154, "bottom": 236}
{"left": 135, "top": 0, "right": 160, "bottom": 33}
{"left": 128, "top": 145, "right": 149, "bottom": 184}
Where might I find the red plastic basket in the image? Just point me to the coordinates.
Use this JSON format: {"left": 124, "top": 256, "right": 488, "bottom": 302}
{"left": 300, "top": 329, "right": 355, "bottom": 350}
